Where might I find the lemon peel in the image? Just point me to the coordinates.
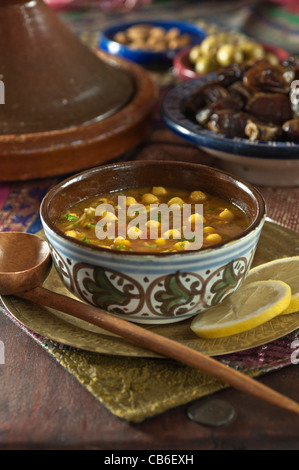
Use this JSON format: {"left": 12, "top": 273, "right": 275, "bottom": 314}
{"left": 191, "top": 280, "right": 291, "bottom": 338}
{"left": 244, "top": 256, "right": 299, "bottom": 315}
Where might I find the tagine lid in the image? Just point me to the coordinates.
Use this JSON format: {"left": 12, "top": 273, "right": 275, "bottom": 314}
{"left": 0, "top": 0, "right": 135, "bottom": 135}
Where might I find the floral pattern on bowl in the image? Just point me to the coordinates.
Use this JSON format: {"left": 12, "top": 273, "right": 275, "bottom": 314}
{"left": 47, "top": 233, "right": 258, "bottom": 324}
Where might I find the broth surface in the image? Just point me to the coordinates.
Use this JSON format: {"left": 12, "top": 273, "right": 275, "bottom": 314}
{"left": 56, "top": 186, "right": 250, "bottom": 252}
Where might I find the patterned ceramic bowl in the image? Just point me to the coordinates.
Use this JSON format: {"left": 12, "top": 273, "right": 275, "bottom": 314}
{"left": 40, "top": 161, "right": 266, "bottom": 324}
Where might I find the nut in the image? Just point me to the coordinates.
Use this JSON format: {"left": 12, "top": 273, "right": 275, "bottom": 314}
{"left": 113, "top": 24, "right": 192, "bottom": 52}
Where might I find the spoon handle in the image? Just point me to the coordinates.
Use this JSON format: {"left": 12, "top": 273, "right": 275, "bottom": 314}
{"left": 20, "top": 285, "right": 299, "bottom": 416}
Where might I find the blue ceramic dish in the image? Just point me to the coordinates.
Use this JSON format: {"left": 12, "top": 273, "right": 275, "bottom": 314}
{"left": 98, "top": 20, "right": 206, "bottom": 66}
{"left": 161, "top": 74, "right": 299, "bottom": 186}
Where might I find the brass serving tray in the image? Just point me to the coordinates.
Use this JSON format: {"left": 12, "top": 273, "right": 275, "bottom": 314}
{"left": 2, "top": 220, "right": 299, "bottom": 358}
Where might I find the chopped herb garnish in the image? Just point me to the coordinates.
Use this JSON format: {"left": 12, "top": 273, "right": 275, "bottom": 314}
{"left": 64, "top": 213, "right": 79, "bottom": 222}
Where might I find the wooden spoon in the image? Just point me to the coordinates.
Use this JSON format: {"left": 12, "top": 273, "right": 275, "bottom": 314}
{"left": 1, "top": 231, "right": 299, "bottom": 416}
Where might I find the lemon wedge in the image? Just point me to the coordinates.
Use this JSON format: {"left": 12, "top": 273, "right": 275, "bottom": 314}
{"left": 191, "top": 280, "right": 291, "bottom": 338}
{"left": 243, "top": 256, "right": 299, "bottom": 315}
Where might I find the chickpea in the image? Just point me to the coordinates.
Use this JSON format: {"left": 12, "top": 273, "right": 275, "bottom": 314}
{"left": 188, "top": 213, "right": 206, "bottom": 225}
{"left": 65, "top": 230, "right": 79, "bottom": 238}
{"left": 206, "top": 233, "right": 222, "bottom": 244}
{"left": 174, "top": 240, "right": 190, "bottom": 251}
{"left": 189, "top": 190, "right": 207, "bottom": 202}
{"left": 155, "top": 237, "right": 166, "bottom": 245}
{"left": 102, "top": 211, "right": 118, "bottom": 222}
{"left": 84, "top": 207, "right": 96, "bottom": 215}
{"left": 152, "top": 186, "right": 167, "bottom": 196}
{"left": 126, "top": 196, "right": 138, "bottom": 206}
{"left": 163, "top": 229, "right": 181, "bottom": 239}
{"left": 203, "top": 226, "right": 215, "bottom": 234}
{"left": 127, "top": 226, "right": 143, "bottom": 239}
{"left": 141, "top": 193, "right": 159, "bottom": 205}
{"left": 113, "top": 237, "right": 131, "bottom": 247}
{"left": 146, "top": 220, "right": 161, "bottom": 229}
{"left": 167, "top": 197, "right": 185, "bottom": 207}
{"left": 219, "top": 208, "right": 234, "bottom": 220}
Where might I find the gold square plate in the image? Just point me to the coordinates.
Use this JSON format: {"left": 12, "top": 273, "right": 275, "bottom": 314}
{"left": 2, "top": 220, "right": 299, "bottom": 358}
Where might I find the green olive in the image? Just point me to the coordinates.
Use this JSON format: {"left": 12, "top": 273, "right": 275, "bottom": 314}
{"left": 265, "top": 52, "right": 279, "bottom": 65}
{"left": 240, "top": 41, "right": 265, "bottom": 60}
{"left": 216, "top": 44, "right": 244, "bottom": 67}
{"left": 194, "top": 56, "right": 218, "bottom": 75}
{"left": 189, "top": 45, "right": 203, "bottom": 64}
{"left": 200, "top": 34, "right": 222, "bottom": 54}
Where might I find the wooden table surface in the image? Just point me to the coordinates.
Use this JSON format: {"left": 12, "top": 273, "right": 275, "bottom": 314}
{"left": 1, "top": 308, "right": 299, "bottom": 451}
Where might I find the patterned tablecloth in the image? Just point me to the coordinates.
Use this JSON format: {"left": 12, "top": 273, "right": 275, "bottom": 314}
{"left": 0, "top": 0, "right": 298, "bottom": 422}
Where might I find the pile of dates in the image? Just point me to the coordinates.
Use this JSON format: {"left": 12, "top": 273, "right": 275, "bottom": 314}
{"left": 184, "top": 56, "right": 299, "bottom": 142}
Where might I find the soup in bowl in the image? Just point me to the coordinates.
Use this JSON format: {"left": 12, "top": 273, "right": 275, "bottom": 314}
{"left": 40, "top": 161, "right": 266, "bottom": 324}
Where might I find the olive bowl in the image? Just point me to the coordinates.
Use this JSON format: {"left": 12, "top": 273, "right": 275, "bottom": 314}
{"left": 40, "top": 161, "right": 266, "bottom": 325}
{"left": 173, "top": 43, "right": 290, "bottom": 81}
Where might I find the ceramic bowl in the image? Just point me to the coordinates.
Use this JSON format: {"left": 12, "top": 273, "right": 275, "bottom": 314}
{"left": 40, "top": 161, "right": 266, "bottom": 325}
{"left": 173, "top": 43, "right": 290, "bottom": 81}
{"left": 98, "top": 20, "right": 206, "bottom": 66}
{"left": 161, "top": 74, "right": 299, "bottom": 187}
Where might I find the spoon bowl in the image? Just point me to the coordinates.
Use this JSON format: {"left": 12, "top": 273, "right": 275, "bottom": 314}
{"left": 0, "top": 232, "right": 51, "bottom": 295}
{"left": 1, "top": 230, "right": 299, "bottom": 416}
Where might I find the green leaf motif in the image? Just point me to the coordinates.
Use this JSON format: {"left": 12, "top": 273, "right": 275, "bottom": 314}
{"left": 83, "top": 268, "right": 132, "bottom": 310}
{"left": 211, "top": 261, "right": 238, "bottom": 305}
{"left": 155, "top": 272, "right": 200, "bottom": 316}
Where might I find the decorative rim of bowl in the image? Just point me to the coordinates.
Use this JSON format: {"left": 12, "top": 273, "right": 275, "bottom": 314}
{"left": 98, "top": 20, "right": 206, "bottom": 63}
{"left": 161, "top": 73, "right": 299, "bottom": 159}
{"left": 40, "top": 160, "right": 266, "bottom": 257}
